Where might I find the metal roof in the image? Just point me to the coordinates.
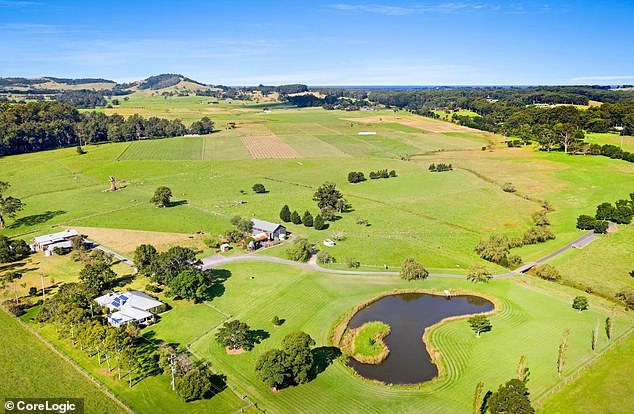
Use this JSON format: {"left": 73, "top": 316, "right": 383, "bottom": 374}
{"left": 33, "top": 229, "right": 79, "bottom": 245}
{"left": 251, "top": 219, "right": 284, "bottom": 233}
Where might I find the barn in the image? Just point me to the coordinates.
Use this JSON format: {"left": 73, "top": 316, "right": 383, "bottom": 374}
{"left": 251, "top": 218, "right": 287, "bottom": 240}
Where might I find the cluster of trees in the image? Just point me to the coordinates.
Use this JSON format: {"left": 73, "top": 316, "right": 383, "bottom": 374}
{"left": 158, "top": 344, "right": 220, "bottom": 402}
{"left": 0, "top": 101, "right": 215, "bottom": 156}
{"left": 369, "top": 169, "right": 397, "bottom": 180}
{"left": 347, "top": 169, "right": 397, "bottom": 183}
{"left": 347, "top": 171, "right": 365, "bottom": 183}
{"left": 367, "top": 87, "right": 634, "bottom": 158}
{"left": 0, "top": 235, "right": 30, "bottom": 263}
{"left": 37, "top": 283, "right": 145, "bottom": 387}
{"left": 475, "top": 226, "right": 555, "bottom": 268}
{"left": 586, "top": 143, "right": 634, "bottom": 163}
{"left": 55, "top": 90, "right": 108, "bottom": 108}
{"left": 279, "top": 205, "right": 326, "bottom": 230}
{"left": 133, "top": 244, "right": 213, "bottom": 302}
{"left": 428, "top": 163, "right": 453, "bottom": 172}
{"left": 576, "top": 193, "right": 634, "bottom": 233}
{"left": 286, "top": 238, "right": 313, "bottom": 262}
{"left": 254, "top": 332, "right": 317, "bottom": 390}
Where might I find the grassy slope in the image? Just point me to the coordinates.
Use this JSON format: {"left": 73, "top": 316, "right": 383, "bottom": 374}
{"left": 539, "top": 334, "right": 634, "bottom": 413}
{"left": 19, "top": 302, "right": 248, "bottom": 414}
{"left": 0, "top": 309, "right": 126, "bottom": 413}
{"left": 188, "top": 261, "right": 632, "bottom": 414}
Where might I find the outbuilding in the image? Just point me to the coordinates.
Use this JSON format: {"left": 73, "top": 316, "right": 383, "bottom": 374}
{"left": 251, "top": 219, "right": 287, "bottom": 240}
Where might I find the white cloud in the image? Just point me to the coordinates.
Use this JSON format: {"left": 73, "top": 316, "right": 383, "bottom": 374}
{"left": 570, "top": 75, "right": 634, "bottom": 82}
{"left": 331, "top": 2, "right": 551, "bottom": 15}
{"left": 0, "top": 0, "right": 41, "bottom": 7}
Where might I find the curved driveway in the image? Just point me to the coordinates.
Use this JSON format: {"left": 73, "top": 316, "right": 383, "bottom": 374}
{"left": 199, "top": 231, "right": 594, "bottom": 279}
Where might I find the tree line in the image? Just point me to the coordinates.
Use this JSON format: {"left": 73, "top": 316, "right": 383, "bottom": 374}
{"left": 0, "top": 101, "right": 215, "bottom": 156}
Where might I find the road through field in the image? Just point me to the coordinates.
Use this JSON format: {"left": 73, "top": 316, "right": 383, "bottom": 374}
{"left": 198, "top": 230, "right": 594, "bottom": 278}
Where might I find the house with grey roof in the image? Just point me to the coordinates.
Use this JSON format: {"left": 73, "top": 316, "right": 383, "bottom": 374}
{"left": 32, "top": 229, "right": 79, "bottom": 256}
{"left": 95, "top": 291, "right": 163, "bottom": 327}
{"left": 251, "top": 218, "right": 286, "bottom": 240}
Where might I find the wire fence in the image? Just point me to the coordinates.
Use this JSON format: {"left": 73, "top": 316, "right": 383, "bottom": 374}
{"left": 184, "top": 301, "right": 261, "bottom": 413}
{"left": 533, "top": 326, "right": 634, "bottom": 406}
{"left": 3, "top": 308, "right": 136, "bottom": 414}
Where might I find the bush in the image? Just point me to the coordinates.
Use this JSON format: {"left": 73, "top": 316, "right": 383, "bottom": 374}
{"left": 313, "top": 214, "right": 325, "bottom": 230}
{"left": 29, "top": 286, "right": 38, "bottom": 296}
{"left": 286, "top": 238, "right": 312, "bottom": 262}
{"left": 502, "top": 182, "right": 516, "bottom": 193}
{"left": 279, "top": 205, "right": 291, "bottom": 222}
{"left": 522, "top": 227, "right": 555, "bottom": 245}
{"left": 224, "top": 229, "right": 243, "bottom": 243}
{"left": 331, "top": 231, "right": 346, "bottom": 241}
{"left": 3, "top": 301, "right": 25, "bottom": 316}
{"left": 400, "top": 257, "right": 429, "bottom": 281}
{"left": 316, "top": 251, "right": 335, "bottom": 264}
{"left": 507, "top": 255, "right": 523, "bottom": 270}
{"left": 576, "top": 214, "right": 596, "bottom": 230}
{"left": 389, "top": 170, "right": 397, "bottom": 177}
{"left": 346, "top": 258, "right": 360, "bottom": 268}
{"left": 175, "top": 368, "right": 215, "bottom": 402}
{"left": 302, "top": 211, "right": 313, "bottom": 227}
{"left": 146, "top": 284, "right": 163, "bottom": 293}
{"left": 347, "top": 171, "right": 365, "bottom": 183}
{"left": 203, "top": 236, "right": 220, "bottom": 249}
{"left": 252, "top": 183, "right": 267, "bottom": 193}
{"left": 290, "top": 211, "right": 302, "bottom": 225}
{"left": 534, "top": 264, "right": 561, "bottom": 281}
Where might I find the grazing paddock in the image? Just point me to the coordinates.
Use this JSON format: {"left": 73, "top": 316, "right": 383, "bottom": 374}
{"left": 118, "top": 136, "right": 204, "bottom": 160}
{"left": 73, "top": 226, "right": 206, "bottom": 255}
{"left": 241, "top": 136, "right": 302, "bottom": 159}
{"left": 344, "top": 115, "right": 486, "bottom": 133}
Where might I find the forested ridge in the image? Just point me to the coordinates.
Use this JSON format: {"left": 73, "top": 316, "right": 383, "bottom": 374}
{"left": 0, "top": 101, "right": 214, "bottom": 156}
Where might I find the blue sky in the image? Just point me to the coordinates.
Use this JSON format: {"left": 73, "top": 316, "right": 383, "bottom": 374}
{"left": 0, "top": 0, "right": 633, "bottom": 85}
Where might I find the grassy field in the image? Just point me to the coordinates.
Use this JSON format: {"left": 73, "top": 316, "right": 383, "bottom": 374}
{"left": 187, "top": 261, "right": 632, "bottom": 413}
{"left": 0, "top": 309, "right": 127, "bottom": 413}
{"left": 586, "top": 132, "right": 634, "bottom": 152}
{"left": 538, "top": 333, "right": 634, "bottom": 413}
{"left": 2, "top": 95, "right": 634, "bottom": 413}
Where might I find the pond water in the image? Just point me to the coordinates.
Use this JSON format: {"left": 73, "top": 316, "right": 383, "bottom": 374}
{"left": 347, "top": 293, "right": 493, "bottom": 384}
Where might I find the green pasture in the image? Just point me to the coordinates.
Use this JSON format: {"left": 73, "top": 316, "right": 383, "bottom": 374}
{"left": 186, "top": 261, "right": 633, "bottom": 413}
{"left": 0, "top": 309, "right": 126, "bottom": 413}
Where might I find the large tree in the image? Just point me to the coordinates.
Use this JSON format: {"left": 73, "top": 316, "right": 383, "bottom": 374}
{"left": 487, "top": 378, "right": 535, "bottom": 414}
{"left": 313, "top": 182, "right": 344, "bottom": 211}
{"left": 400, "top": 257, "right": 429, "bottom": 281}
{"left": 468, "top": 315, "right": 492, "bottom": 338}
{"left": 79, "top": 261, "right": 116, "bottom": 293}
{"left": 215, "top": 319, "right": 252, "bottom": 351}
{"left": 151, "top": 186, "right": 173, "bottom": 208}
{"left": 0, "top": 181, "right": 24, "bottom": 229}
{"left": 169, "top": 269, "right": 212, "bottom": 302}
{"left": 467, "top": 264, "right": 491, "bottom": 283}
{"left": 255, "top": 349, "right": 288, "bottom": 389}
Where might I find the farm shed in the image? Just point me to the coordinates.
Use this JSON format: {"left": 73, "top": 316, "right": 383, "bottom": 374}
{"left": 32, "top": 229, "right": 79, "bottom": 254}
{"left": 251, "top": 219, "right": 286, "bottom": 240}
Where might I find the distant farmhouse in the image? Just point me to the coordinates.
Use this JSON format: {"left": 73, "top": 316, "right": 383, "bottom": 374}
{"left": 251, "top": 219, "right": 286, "bottom": 240}
{"left": 31, "top": 229, "right": 79, "bottom": 256}
{"left": 95, "top": 291, "right": 163, "bottom": 327}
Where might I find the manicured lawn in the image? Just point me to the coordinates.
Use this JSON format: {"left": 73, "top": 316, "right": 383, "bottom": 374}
{"left": 187, "top": 261, "right": 632, "bottom": 413}
{"left": 0, "top": 309, "right": 126, "bottom": 413}
{"left": 539, "top": 333, "right": 634, "bottom": 413}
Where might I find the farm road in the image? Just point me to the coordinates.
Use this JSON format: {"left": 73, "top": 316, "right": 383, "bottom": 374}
{"left": 199, "top": 231, "right": 595, "bottom": 279}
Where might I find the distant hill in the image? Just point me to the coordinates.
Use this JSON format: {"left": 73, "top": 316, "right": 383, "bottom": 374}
{"left": 0, "top": 74, "right": 215, "bottom": 95}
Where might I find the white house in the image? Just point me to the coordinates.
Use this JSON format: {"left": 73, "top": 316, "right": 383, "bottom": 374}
{"left": 32, "top": 229, "right": 79, "bottom": 255}
{"left": 95, "top": 291, "right": 163, "bottom": 327}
